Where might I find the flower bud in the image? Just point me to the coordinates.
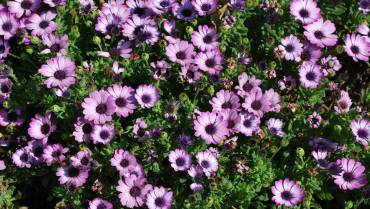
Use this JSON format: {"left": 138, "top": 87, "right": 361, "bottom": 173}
{"left": 186, "top": 26, "right": 194, "bottom": 34}
{"left": 30, "top": 36, "right": 40, "bottom": 44}
{"left": 296, "top": 147, "right": 305, "bottom": 157}
{"left": 92, "top": 36, "right": 101, "bottom": 46}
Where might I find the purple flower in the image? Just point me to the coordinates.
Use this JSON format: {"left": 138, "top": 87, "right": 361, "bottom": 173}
{"left": 126, "top": 0, "right": 153, "bottom": 18}
{"left": 95, "top": 14, "right": 121, "bottom": 36}
{"left": 117, "top": 175, "right": 153, "bottom": 208}
{"left": 195, "top": 49, "right": 224, "bottom": 74}
{"left": 7, "top": 0, "right": 41, "bottom": 18}
{"left": 180, "top": 64, "right": 202, "bottom": 83}
{"left": 220, "top": 109, "right": 241, "bottom": 133}
{"left": 320, "top": 55, "right": 342, "bottom": 75}
{"left": 210, "top": 90, "right": 240, "bottom": 112}
{"left": 343, "top": 34, "right": 370, "bottom": 62}
{"left": 196, "top": 150, "right": 218, "bottom": 177}
{"left": 267, "top": 118, "right": 285, "bottom": 137}
{"left": 300, "top": 43, "right": 321, "bottom": 63}
{"left": 188, "top": 164, "right": 204, "bottom": 182}
{"left": 135, "top": 25, "right": 159, "bottom": 46}
{"left": 334, "top": 91, "right": 352, "bottom": 114}
{"left": 290, "top": 0, "right": 321, "bottom": 25}
{"left": 332, "top": 158, "right": 367, "bottom": 190}
{"left": 358, "top": 0, "right": 369, "bottom": 14}
{"left": 70, "top": 149, "right": 94, "bottom": 169}
{"left": 79, "top": 0, "right": 97, "bottom": 14}
{"left": 242, "top": 87, "right": 270, "bottom": 117}
{"left": 221, "top": 14, "right": 236, "bottom": 29}
{"left": 0, "top": 108, "right": 24, "bottom": 127}
{"left": 304, "top": 18, "right": 338, "bottom": 48}
{"left": 0, "top": 37, "right": 10, "bottom": 62}
{"left": 0, "top": 11, "right": 19, "bottom": 40}
{"left": 229, "top": 0, "right": 246, "bottom": 10}
{"left": 311, "top": 149, "right": 328, "bottom": 168}
{"left": 122, "top": 16, "right": 155, "bottom": 40}
{"left": 177, "top": 133, "right": 193, "bottom": 148}
{"left": 173, "top": 1, "right": 197, "bottom": 21}
{"left": 309, "top": 137, "right": 344, "bottom": 152}
{"left": 264, "top": 89, "right": 281, "bottom": 113}
{"left": 41, "top": 34, "right": 69, "bottom": 55}
{"left": 39, "top": 56, "right": 76, "bottom": 89}
{"left": 239, "top": 111, "right": 260, "bottom": 136}
{"left": 88, "top": 198, "right": 113, "bottom": 209}
{"left": 107, "top": 85, "right": 137, "bottom": 117}
{"left": 192, "top": 0, "right": 217, "bottom": 16}
{"left": 151, "top": 0, "right": 176, "bottom": 14}
{"left": 135, "top": 84, "right": 160, "bottom": 109}
{"left": 133, "top": 118, "right": 149, "bottom": 141}
{"left": 278, "top": 75, "right": 296, "bottom": 90}
{"left": 166, "top": 40, "right": 195, "bottom": 65}
{"left": 112, "top": 61, "right": 125, "bottom": 77}
{"left": 358, "top": 23, "right": 369, "bottom": 36}
{"left": 28, "top": 112, "right": 56, "bottom": 140}
{"left": 12, "top": 147, "right": 33, "bottom": 168}
{"left": 43, "top": 144, "right": 69, "bottom": 165}
{"left": 44, "top": 0, "right": 66, "bottom": 7}
{"left": 308, "top": 112, "right": 322, "bottom": 128}
{"left": 0, "top": 77, "right": 13, "bottom": 101}
{"left": 91, "top": 123, "right": 115, "bottom": 145}
{"left": 191, "top": 25, "right": 219, "bottom": 51}
{"left": 193, "top": 111, "right": 229, "bottom": 144}
{"left": 0, "top": 160, "right": 5, "bottom": 170}
{"left": 350, "top": 118, "right": 370, "bottom": 147}
{"left": 277, "top": 35, "right": 303, "bottom": 61}
{"left": 56, "top": 164, "right": 89, "bottom": 188}
{"left": 73, "top": 117, "right": 95, "bottom": 143}
{"left": 97, "top": 40, "right": 132, "bottom": 59}
{"left": 298, "top": 62, "right": 323, "bottom": 89}
{"left": 235, "top": 73, "right": 261, "bottom": 97}
{"left": 110, "top": 149, "right": 138, "bottom": 176}
{"left": 27, "top": 139, "right": 46, "bottom": 164}
{"left": 146, "top": 186, "right": 173, "bottom": 209}
{"left": 26, "top": 11, "right": 58, "bottom": 36}
{"left": 82, "top": 90, "right": 115, "bottom": 124}
{"left": 151, "top": 60, "right": 171, "bottom": 80}
{"left": 190, "top": 183, "right": 204, "bottom": 192}
{"left": 168, "top": 149, "right": 192, "bottom": 171}
{"left": 271, "top": 178, "right": 304, "bottom": 207}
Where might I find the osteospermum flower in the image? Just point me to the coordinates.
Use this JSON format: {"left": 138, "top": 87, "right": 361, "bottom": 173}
{"left": 41, "top": 34, "right": 69, "bottom": 55}
{"left": 56, "top": 165, "right": 89, "bottom": 188}
{"left": 304, "top": 18, "right": 338, "bottom": 48}
{"left": 0, "top": 160, "right": 5, "bottom": 170}
{"left": 271, "top": 178, "right": 304, "bottom": 207}
{"left": 300, "top": 43, "right": 321, "bottom": 63}
{"left": 192, "top": 0, "right": 217, "bottom": 16}
{"left": 135, "top": 84, "right": 160, "bottom": 108}
{"left": 28, "top": 112, "right": 56, "bottom": 140}
{"left": 193, "top": 111, "right": 229, "bottom": 144}
{"left": 0, "top": 37, "right": 10, "bottom": 62}
{"left": 308, "top": 112, "right": 322, "bottom": 128}
{"left": 290, "top": 0, "right": 321, "bottom": 25}
{"left": 278, "top": 75, "right": 296, "bottom": 91}
{"left": 91, "top": 124, "right": 115, "bottom": 145}
{"left": 320, "top": 55, "right": 342, "bottom": 75}
{"left": 210, "top": 90, "right": 240, "bottom": 111}
{"left": 180, "top": 64, "right": 202, "bottom": 83}
{"left": 173, "top": 1, "right": 197, "bottom": 21}
{"left": 117, "top": 175, "right": 153, "bottom": 208}
{"left": 168, "top": 149, "right": 192, "bottom": 171}
{"left": 88, "top": 198, "right": 113, "bottom": 209}
{"left": 0, "top": 11, "right": 19, "bottom": 40}
{"left": 350, "top": 118, "right": 370, "bottom": 147}
{"left": 73, "top": 117, "right": 95, "bottom": 143}
{"left": 265, "top": 89, "right": 281, "bottom": 113}
{"left": 195, "top": 49, "right": 224, "bottom": 74}
{"left": 95, "top": 14, "right": 121, "bottom": 36}
{"left": 151, "top": 60, "right": 171, "bottom": 80}
{"left": 334, "top": 91, "right": 352, "bottom": 114}
{"left": 133, "top": 118, "right": 149, "bottom": 141}
{"left": 166, "top": 40, "right": 195, "bottom": 65}
{"left": 220, "top": 109, "right": 241, "bottom": 133}
{"left": 146, "top": 186, "right": 173, "bottom": 209}
{"left": 107, "top": 85, "right": 137, "bottom": 117}
{"left": 97, "top": 40, "right": 132, "bottom": 59}
{"left": 191, "top": 25, "right": 219, "bottom": 51}
{"left": 121, "top": 15, "right": 154, "bottom": 40}
{"left": 235, "top": 73, "right": 261, "bottom": 97}
{"left": 43, "top": 144, "right": 69, "bottom": 165}
{"left": 298, "top": 62, "right": 323, "bottom": 89}
{"left": 8, "top": 0, "right": 41, "bottom": 18}
{"left": 358, "top": 0, "right": 369, "bottom": 14}
{"left": 0, "top": 108, "right": 24, "bottom": 127}
{"left": 239, "top": 111, "right": 260, "bottom": 136}
{"left": 0, "top": 77, "right": 12, "bottom": 101}
{"left": 27, "top": 139, "right": 45, "bottom": 164}
{"left": 277, "top": 35, "right": 303, "bottom": 61}
{"left": 332, "top": 158, "right": 367, "bottom": 190}
{"left": 79, "top": 0, "right": 96, "bottom": 14}
{"left": 196, "top": 150, "right": 218, "bottom": 177}
{"left": 12, "top": 147, "right": 33, "bottom": 168}
{"left": 82, "top": 90, "right": 115, "bottom": 124}
{"left": 343, "top": 34, "right": 370, "bottom": 62}
{"left": 38, "top": 56, "right": 76, "bottom": 89}
{"left": 44, "top": 0, "right": 66, "bottom": 7}
{"left": 151, "top": 0, "right": 175, "bottom": 14}
{"left": 242, "top": 87, "right": 270, "bottom": 117}
{"left": 70, "top": 149, "right": 94, "bottom": 169}
{"left": 110, "top": 149, "right": 138, "bottom": 176}
{"left": 358, "top": 23, "right": 369, "bottom": 37}
{"left": 26, "top": 11, "right": 58, "bottom": 36}
{"left": 267, "top": 118, "right": 285, "bottom": 137}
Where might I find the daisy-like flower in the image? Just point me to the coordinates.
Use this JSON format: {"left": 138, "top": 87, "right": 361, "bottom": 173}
{"left": 298, "top": 62, "right": 323, "bottom": 89}
{"left": 38, "top": 56, "right": 76, "bottom": 89}
{"left": 135, "top": 25, "right": 160, "bottom": 46}
{"left": 210, "top": 90, "right": 240, "bottom": 111}
{"left": 91, "top": 124, "right": 115, "bottom": 145}
{"left": 290, "top": 0, "right": 321, "bottom": 25}
{"left": 0, "top": 108, "right": 24, "bottom": 127}
{"left": 309, "top": 137, "right": 344, "bottom": 152}
{"left": 278, "top": 75, "right": 296, "bottom": 91}
{"left": 151, "top": 60, "right": 171, "bottom": 80}
{"left": 44, "top": 0, "right": 66, "bottom": 7}
{"left": 192, "top": 0, "right": 217, "bottom": 16}
{"left": 82, "top": 90, "right": 115, "bottom": 124}
{"left": 300, "top": 43, "right": 321, "bottom": 63}
{"left": 168, "top": 149, "right": 192, "bottom": 171}
{"left": 0, "top": 11, "right": 19, "bottom": 40}
{"left": 26, "top": 11, "right": 58, "bottom": 36}
{"left": 332, "top": 158, "right": 367, "bottom": 190}
{"left": 239, "top": 111, "right": 260, "bottom": 136}
{"left": 308, "top": 112, "right": 322, "bottom": 128}
{"left": 264, "top": 89, "right": 281, "bottom": 113}
{"left": 88, "top": 198, "right": 113, "bottom": 209}
{"left": 267, "top": 118, "right": 285, "bottom": 137}
{"left": 193, "top": 111, "right": 229, "bottom": 144}
{"left": 27, "top": 139, "right": 46, "bottom": 164}
{"left": 242, "top": 87, "right": 270, "bottom": 117}
{"left": 196, "top": 150, "right": 218, "bottom": 177}
{"left": 320, "top": 55, "right": 342, "bottom": 75}
{"left": 191, "top": 25, "right": 219, "bottom": 51}
{"left": 43, "top": 144, "right": 69, "bottom": 165}
{"left": 41, "top": 34, "right": 69, "bottom": 55}
{"left": 271, "top": 178, "right": 304, "bottom": 207}
{"left": 0, "top": 37, "right": 10, "bottom": 62}
{"left": 343, "top": 34, "right": 370, "bottom": 62}
{"left": 110, "top": 149, "right": 138, "bottom": 176}
{"left": 358, "top": 23, "right": 369, "bottom": 37}
{"left": 70, "top": 149, "right": 94, "bottom": 169}
{"left": 95, "top": 14, "right": 121, "bottom": 36}
{"left": 56, "top": 164, "right": 89, "bottom": 188}
{"left": 97, "top": 40, "right": 132, "bottom": 59}
{"left": 151, "top": 0, "right": 176, "bottom": 14}
{"left": 229, "top": 0, "right": 245, "bottom": 10}
{"left": 358, "top": 0, "right": 369, "bottom": 14}
{"left": 220, "top": 109, "right": 241, "bottom": 133}
{"left": 0, "top": 77, "right": 13, "bottom": 101}
{"left": 350, "top": 118, "right": 370, "bottom": 147}
{"left": 117, "top": 174, "right": 153, "bottom": 208}
{"left": 107, "top": 85, "right": 137, "bottom": 117}
{"left": 133, "top": 118, "right": 149, "bottom": 141}
{"left": 334, "top": 91, "right": 352, "bottom": 114}
{"left": 190, "top": 183, "right": 204, "bottom": 192}
{"left": 73, "top": 117, "right": 95, "bottom": 143}
{"left": 277, "top": 35, "right": 303, "bottom": 61}
{"left": 180, "top": 64, "right": 202, "bottom": 83}
{"left": 195, "top": 49, "right": 224, "bottom": 74}
{"left": 177, "top": 133, "right": 193, "bottom": 148}
{"left": 0, "top": 160, "right": 5, "bottom": 170}
{"left": 173, "top": 1, "right": 198, "bottom": 21}
{"left": 304, "top": 18, "right": 338, "bottom": 48}
{"left": 311, "top": 149, "right": 328, "bottom": 168}
{"left": 28, "top": 112, "right": 56, "bottom": 140}
{"left": 166, "top": 40, "right": 195, "bottom": 65}
{"left": 135, "top": 84, "right": 160, "bottom": 109}
{"left": 12, "top": 147, "right": 33, "bottom": 168}
{"left": 235, "top": 73, "right": 261, "bottom": 97}
{"left": 7, "top": 0, "right": 41, "bottom": 18}
{"left": 121, "top": 15, "right": 154, "bottom": 40}
{"left": 79, "top": 0, "right": 97, "bottom": 14}
{"left": 146, "top": 186, "right": 173, "bottom": 209}
{"left": 126, "top": 0, "right": 153, "bottom": 18}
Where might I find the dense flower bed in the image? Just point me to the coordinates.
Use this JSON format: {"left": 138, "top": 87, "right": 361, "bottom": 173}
{"left": 0, "top": 0, "right": 369, "bottom": 208}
